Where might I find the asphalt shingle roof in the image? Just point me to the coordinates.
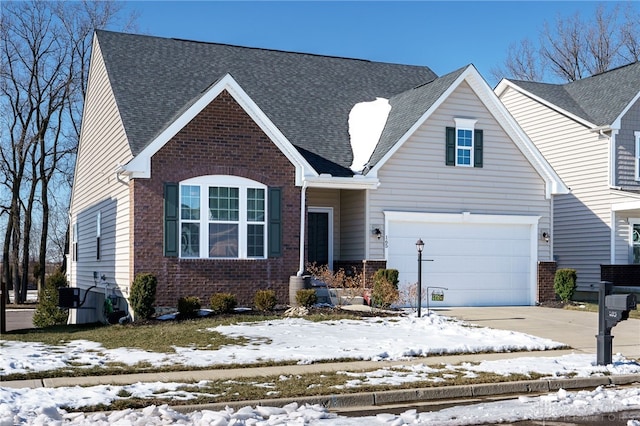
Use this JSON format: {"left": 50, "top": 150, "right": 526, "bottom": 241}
{"left": 509, "top": 61, "right": 640, "bottom": 126}
{"left": 96, "top": 30, "right": 438, "bottom": 176}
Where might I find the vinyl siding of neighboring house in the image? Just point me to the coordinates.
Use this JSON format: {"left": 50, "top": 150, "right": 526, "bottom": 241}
{"left": 369, "top": 82, "right": 553, "bottom": 261}
{"left": 617, "top": 100, "right": 640, "bottom": 189}
{"left": 68, "top": 39, "right": 134, "bottom": 322}
{"left": 498, "top": 86, "right": 613, "bottom": 287}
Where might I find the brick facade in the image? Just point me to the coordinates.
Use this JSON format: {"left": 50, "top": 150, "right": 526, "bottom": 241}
{"left": 131, "top": 90, "right": 300, "bottom": 308}
{"left": 537, "top": 261, "right": 557, "bottom": 303}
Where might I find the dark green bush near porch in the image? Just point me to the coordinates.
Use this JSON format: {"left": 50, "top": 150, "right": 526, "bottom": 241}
{"left": 554, "top": 268, "right": 577, "bottom": 302}
{"left": 129, "top": 273, "right": 157, "bottom": 320}
{"left": 177, "top": 296, "right": 201, "bottom": 318}
{"left": 210, "top": 292, "right": 237, "bottom": 314}
{"left": 254, "top": 289, "right": 277, "bottom": 312}
{"left": 295, "top": 288, "right": 317, "bottom": 307}
{"left": 372, "top": 269, "right": 399, "bottom": 308}
{"left": 33, "top": 269, "right": 69, "bottom": 328}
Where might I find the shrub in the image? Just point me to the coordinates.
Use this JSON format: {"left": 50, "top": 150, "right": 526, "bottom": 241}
{"left": 210, "top": 292, "right": 237, "bottom": 314}
{"left": 372, "top": 269, "right": 400, "bottom": 308}
{"left": 295, "top": 288, "right": 317, "bottom": 307}
{"left": 554, "top": 268, "right": 577, "bottom": 302}
{"left": 254, "top": 289, "right": 277, "bottom": 312}
{"left": 306, "top": 263, "right": 364, "bottom": 305}
{"left": 129, "top": 273, "right": 157, "bottom": 320}
{"left": 33, "top": 270, "right": 69, "bottom": 328}
{"left": 177, "top": 296, "right": 201, "bottom": 319}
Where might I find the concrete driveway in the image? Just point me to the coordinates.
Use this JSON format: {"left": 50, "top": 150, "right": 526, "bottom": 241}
{"left": 437, "top": 306, "right": 640, "bottom": 359}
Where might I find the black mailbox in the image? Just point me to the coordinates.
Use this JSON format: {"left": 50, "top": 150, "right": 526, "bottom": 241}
{"left": 604, "top": 293, "right": 637, "bottom": 328}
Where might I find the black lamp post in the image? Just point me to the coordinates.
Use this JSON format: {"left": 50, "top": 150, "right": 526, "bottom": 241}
{"left": 416, "top": 238, "right": 425, "bottom": 317}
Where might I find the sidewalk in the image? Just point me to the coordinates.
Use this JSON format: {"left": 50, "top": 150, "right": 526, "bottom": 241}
{"left": 2, "top": 306, "right": 639, "bottom": 412}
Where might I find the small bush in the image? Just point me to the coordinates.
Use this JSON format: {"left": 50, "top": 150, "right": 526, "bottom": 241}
{"left": 177, "top": 296, "right": 201, "bottom": 318}
{"left": 296, "top": 288, "right": 317, "bottom": 307}
{"left": 372, "top": 269, "right": 400, "bottom": 308}
{"left": 254, "top": 289, "right": 277, "bottom": 312}
{"left": 554, "top": 268, "right": 577, "bottom": 302}
{"left": 33, "top": 270, "right": 69, "bottom": 328}
{"left": 129, "top": 273, "right": 157, "bottom": 320}
{"left": 210, "top": 292, "right": 237, "bottom": 314}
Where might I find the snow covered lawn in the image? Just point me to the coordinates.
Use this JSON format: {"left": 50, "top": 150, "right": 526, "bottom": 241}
{"left": 2, "top": 311, "right": 640, "bottom": 425}
{"left": 1, "top": 313, "right": 567, "bottom": 376}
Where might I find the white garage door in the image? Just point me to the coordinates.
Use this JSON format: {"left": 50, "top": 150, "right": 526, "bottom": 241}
{"left": 385, "top": 212, "right": 538, "bottom": 307}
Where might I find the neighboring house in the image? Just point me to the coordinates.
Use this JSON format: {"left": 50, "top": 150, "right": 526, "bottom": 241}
{"left": 496, "top": 62, "right": 640, "bottom": 290}
{"left": 68, "top": 30, "right": 567, "bottom": 323}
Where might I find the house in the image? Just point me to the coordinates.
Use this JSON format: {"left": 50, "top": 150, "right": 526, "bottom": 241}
{"left": 495, "top": 62, "right": 640, "bottom": 291}
{"left": 68, "top": 30, "right": 568, "bottom": 323}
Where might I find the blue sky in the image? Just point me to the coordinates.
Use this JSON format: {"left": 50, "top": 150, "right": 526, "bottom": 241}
{"left": 117, "top": 1, "right": 623, "bottom": 86}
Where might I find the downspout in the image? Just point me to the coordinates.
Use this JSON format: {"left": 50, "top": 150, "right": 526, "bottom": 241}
{"left": 297, "top": 181, "right": 308, "bottom": 276}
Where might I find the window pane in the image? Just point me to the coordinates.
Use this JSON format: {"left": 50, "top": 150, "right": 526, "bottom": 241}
{"left": 457, "top": 149, "right": 471, "bottom": 165}
{"left": 209, "top": 223, "right": 238, "bottom": 257}
{"left": 181, "top": 223, "right": 200, "bottom": 257}
{"left": 181, "top": 185, "right": 200, "bottom": 220}
{"left": 247, "top": 188, "right": 265, "bottom": 222}
{"left": 209, "top": 187, "right": 239, "bottom": 221}
{"left": 457, "top": 129, "right": 472, "bottom": 147}
{"left": 247, "top": 224, "right": 264, "bottom": 257}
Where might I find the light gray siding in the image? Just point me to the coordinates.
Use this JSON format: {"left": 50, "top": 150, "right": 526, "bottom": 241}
{"left": 616, "top": 100, "right": 640, "bottom": 189}
{"left": 499, "top": 86, "right": 612, "bottom": 287}
{"left": 69, "top": 38, "right": 134, "bottom": 322}
{"left": 369, "top": 82, "right": 552, "bottom": 261}
{"left": 339, "top": 189, "right": 366, "bottom": 260}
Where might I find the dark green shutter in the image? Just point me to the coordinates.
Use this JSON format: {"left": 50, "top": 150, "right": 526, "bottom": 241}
{"left": 474, "top": 129, "right": 483, "bottom": 168}
{"left": 445, "top": 127, "right": 455, "bottom": 166}
{"left": 268, "top": 187, "right": 282, "bottom": 258}
{"left": 164, "top": 183, "right": 179, "bottom": 257}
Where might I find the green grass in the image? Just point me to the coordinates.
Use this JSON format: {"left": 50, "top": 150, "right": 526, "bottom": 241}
{"left": 69, "top": 367, "right": 546, "bottom": 413}
{"left": 563, "top": 301, "right": 640, "bottom": 319}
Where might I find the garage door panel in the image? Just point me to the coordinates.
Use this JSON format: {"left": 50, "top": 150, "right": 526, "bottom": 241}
{"left": 387, "top": 214, "right": 535, "bottom": 307}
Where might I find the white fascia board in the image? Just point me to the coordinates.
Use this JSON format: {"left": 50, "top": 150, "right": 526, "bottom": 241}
{"left": 611, "top": 90, "right": 640, "bottom": 130}
{"left": 384, "top": 210, "right": 541, "bottom": 225}
{"left": 368, "top": 67, "right": 473, "bottom": 178}
{"left": 305, "top": 175, "right": 379, "bottom": 190}
{"left": 124, "top": 74, "right": 315, "bottom": 185}
{"left": 611, "top": 199, "right": 640, "bottom": 212}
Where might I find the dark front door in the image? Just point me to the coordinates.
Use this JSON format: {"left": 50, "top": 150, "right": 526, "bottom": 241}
{"left": 308, "top": 211, "right": 329, "bottom": 266}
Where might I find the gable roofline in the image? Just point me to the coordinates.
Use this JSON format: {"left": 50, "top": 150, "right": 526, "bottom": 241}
{"left": 494, "top": 79, "right": 597, "bottom": 129}
{"left": 612, "top": 90, "right": 640, "bottom": 129}
{"left": 123, "top": 73, "right": 315, "bottom": 185}
{"left": 370, "top": 65, "right": 569, "bottom": 198}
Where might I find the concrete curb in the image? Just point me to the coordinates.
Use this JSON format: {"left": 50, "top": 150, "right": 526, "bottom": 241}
{"left": 172, "top": 374, "right": 640, "bottom": 414}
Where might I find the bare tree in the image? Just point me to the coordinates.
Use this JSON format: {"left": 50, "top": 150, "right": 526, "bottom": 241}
{"left": 0, "top": 1, "right": 135, "bottom": 331}
{"left": 493, "top": 2, "right": 640, "bottom": 83}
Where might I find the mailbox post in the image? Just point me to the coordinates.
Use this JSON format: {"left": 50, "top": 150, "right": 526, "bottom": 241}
{"left": 596, "top": 281, "right": 637, "bottom": 365}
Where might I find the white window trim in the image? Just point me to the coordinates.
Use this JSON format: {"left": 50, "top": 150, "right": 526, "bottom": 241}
{"left": 634, "top": 131, "right": 640, "bottom": 181}
{"left": 72, "top": 222, "right": 78, "bottom": 262}
{"left": 96, "top": 211, "right": 101, "bottom": 260}
{"left": 180, "top": 175, "right": 267, "bottom": 259}
{"left": 454, "top": 118, "right": 477, "bottom": 167}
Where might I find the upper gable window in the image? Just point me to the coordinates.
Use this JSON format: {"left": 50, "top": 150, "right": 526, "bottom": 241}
{"left": 446, "top": 118, "right": 483, "bottom": 168}
{"left": 635, "top": 131, "right": 640, "bottom": 181}
{"left": 179, "top": 176, "right": 266, "bottom": 259}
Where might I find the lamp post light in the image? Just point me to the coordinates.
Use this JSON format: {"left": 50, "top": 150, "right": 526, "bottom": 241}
{"left": 416, "top": 238, "right": 425, "bottom": 317}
